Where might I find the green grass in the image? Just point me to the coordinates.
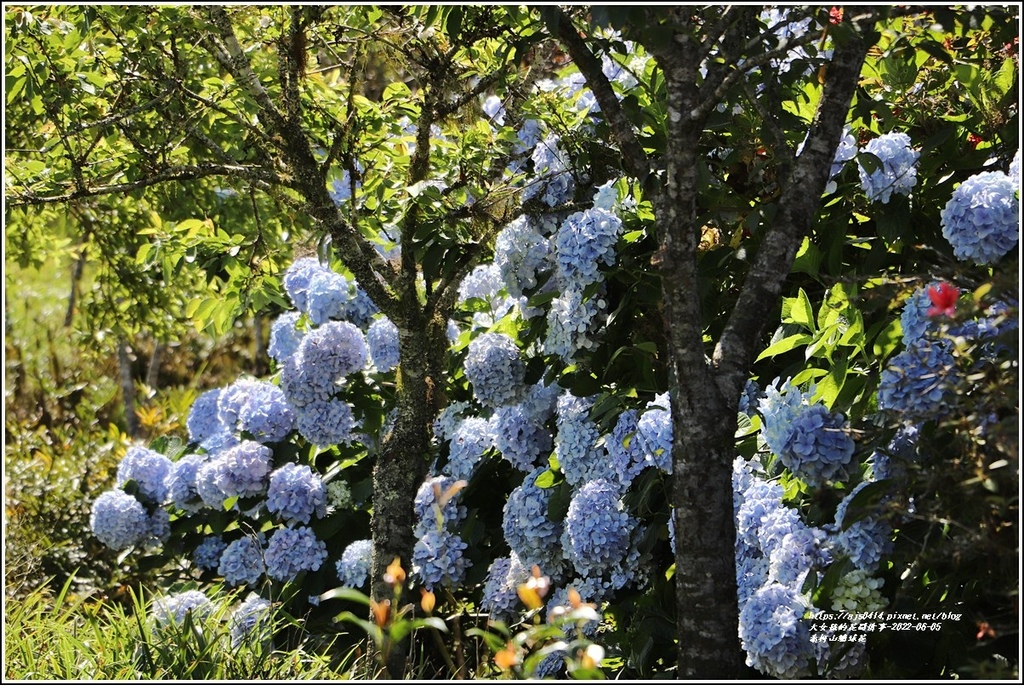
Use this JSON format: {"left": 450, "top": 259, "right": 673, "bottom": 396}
{"left": 4, "top": 577, "right": 356, "bottom": 680}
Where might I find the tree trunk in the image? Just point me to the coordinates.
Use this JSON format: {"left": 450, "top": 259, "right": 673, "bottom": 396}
{"left": 369, "top": 315, "right": 444, "bottom": 678}
{"left": 118, "top": 338, "right": 140, "bottom": 438}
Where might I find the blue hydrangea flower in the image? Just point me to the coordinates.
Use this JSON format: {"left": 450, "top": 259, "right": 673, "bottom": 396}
{"left": 116, "top": 445, "right": 172, "bottom": 504}
{"left": 219, "top": 536, "right": 266, "bottom": 586}
{"left": 200, "top": 430, "right": 239, "bottom": 457}
{"left": 412, "top": 529, "right": 470, "bottom": 591}
{"left": 458, "top": 263, "right": 505, "bottom": 305}
{"left": 735, "top": 474, "right": 786, "bottom": 549}
{"left": 735, "top": 542, "right": 770, "bottom": 605}
{"left": 464, "top": 333, "right": 527, "bottom": 407}
{"left": 196, "top": 440, "right": 273, "bottom": 507}
{"left": 337, "top": 539, "right": 372, "bottom": 588}
{"left": 236, "top": 382, "right": 295, "bottom": 443}
{"left": 940, "top": 170, "right": 1019, "bottom": 264}
{"left": 554, "top": 208, "right": 623, "bottom": 290}
{"left": 193, "top": 535, "right": 228, "bottom": 571}
{"left": 266, "top": 463, "right": 327, "bottom": 526}
{"left": 738, "top": 582, "right": 813, "bottom": 679}
{"left": 523, "top": 134, "right": 575, "bottom": 207}
{"left": 264, "top": 526, "right": 328, "bottom": 582}
{"left": 831, "top": 482, "right": 894, "bottom": 571}
{"left": 544, "top": 287, "right": 607, "bottom": 360}
{"left": 329, "top": 167, "right": 361, "bottom": 206}
{"left": 282, "top": 257, "right": 323, "bottom": 313}
{"left": 366, "top": 317, "right": 400, "bottom": 373}
{"left": 165, "top": 453, "right": 210, "bottom": 514}
{"left": 603, "top": 409, "right": 648, "bottom": 488}
{"left": 494, "top": 217, "right": 552, "bottom": 299}
{"left": 503, "top": 467, "right": 565, "bottom": 572}
{"left": 1009, "top": 150, "right": 1020, "bottom": 187}
{"left": 561, "top": 479, "right": 635, "bottom": 578}
{"left": 230, "top": 594, "right": 272, "bottom": 649}
{"left": 343, "top": 281, "right": 380, "bottom": 328}
{"left": 636, "top": 393, "right": 673, "bottom": 475}
{"left": 268, "top": 312, "right": 305, "bottom": 363}
{"left": 480, "top": 555, "right": 529, "bottom": 622}
{"left": 414, "top": 476, "right": 468, "bottom": 535}
{"left": 90, "top": 489, "right": 151, "bottom": 550}
{"left": 767, "top": 526, "right": 830, "bottom": 587}
{"left": 187, "top": 388, "right": 224, "bottom": 444}
{"left": 444, "top": 417, "right": 495, "bottom": 480}
{"left": 294, "top": 399, "right": 356, "bottom": 447}
{"left": 877, "top": 339, "right": 955, "bottom": 417}
{"left": 142, "top": 508, "right": 171, "bottom": 549}
{"left": 858, "top": 132, "right": 919, "bottom": 203}
{"left": 433, "top": 401, "right": 470, "bottom": 443}
{"left": 494, "top": 406, "right": 552, "bottom": 472}
{"left": 899, "top": 284, "right": 940, "bottom": 346}
{"left": 520, "top": 381, "right": 561, "bottom": 422}
{"left": 305, "top": 269, "right": 352, "bottom": 325}
{"left": 756, "top": 503, "right": 807, "bottom": 556}
{"left": 830, "top": 126, "right": 858, "bottom": 181}
{"left": 738, "top": 380, "right": 763, "bottom": 418}
{"left": 150, "top": 590, "right": 214, "bottom": 630}
{"left": 217, "top": 379, "right": 265, "bottom": 435}
{"left": 281, "top": 322, "right": 369, "bottom": 406}
{"left": 555, "top": 393, "right": 610, "bottom": 487}
{"left": 758, "top": 380, "right": 855, "bottom": 486}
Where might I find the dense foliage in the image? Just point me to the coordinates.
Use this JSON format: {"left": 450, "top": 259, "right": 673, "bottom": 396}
{"left": 5, "top": 4, "right": 1018, "bottom": 680}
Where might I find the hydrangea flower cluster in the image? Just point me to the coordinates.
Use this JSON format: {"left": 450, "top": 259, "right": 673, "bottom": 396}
{"left": 561, "top": 479, "right": 635, "bottom": 579}
{"left": 738, "top": 582, "right": 814, "bottom": 679}
{"left": 150, "top": 590, "right": 214, "bottom": 630}
{"left": 523, "top": 134, "right": 575, "bottom": 207}
{"left": 831, "top": 482, "right": 893, "bottom": 571}
{"left": 940, "top": 170, "right": 1019, "bottom": 264}
{"left": 858, "top": 132, "right": 919, "bottom": 203}
{"left": 464, "top": 333, "right": 526, "bottom": 407}
{"left": 480, "top": 555, "right": 528, "bottom": 622}
{"left": 544, "top": 288, "right": 607, "bottom": 360}
{"left": 876, "top": 339, "right": 955, "bottom": 417}
{"left": 493, "top": 405, "right": 552, "bottom": 472}
{"left": 831, "top": 569, "right": 886, "bottom": 613}
{"left": 293, "top": 398, "right": 357, "bottom": 447}
{"left": 493, "top": 216, "right": 552, "bottom": 299}
{"left": 280, "top": 321, "right": 368, "bottom": 407}
{"left": 555, "top": 393, "right": 611, "bottom": 486}
{"left": 282, "top": 258, "right": 322, "bottom": 313}
{"left": 219, "top": 536, "right": 266, "bottom": 586}
{"left": 366, "top": 317, "right": 400, "bottom": 373}
{"left": 604, "top": 409, "right": 649, "bottom": 488}
{"left": 230, "top": 594, "right": 273, "bottom": 649}
{"left": 554, "top": 208, "right": 623, "bottom": 291}
{"left": 444, "top": 417, "right": 495, "bottom": 480}
{"left": 306, "top": 269, "right": 352, "bottom": 325}
{"left": 164, "top": 454, "right": 208, "bottom": 514}
{"left": 503, "top": 467, "right": 565, "bottom": 573}
{"left": 264, "top": 526, "right": 328, "bottom": 582}
{"left": 90, "top": 489, "right": 155, "bottom": 551}
{"left": 636, "top": 393, "right": 673, "bottom": 474}
{"left": 196, "top": 440, "right": 273, "bottom": 506}
{"left": 900, "top": 284, "right": 939, "bottom": 346}
{"left": 1010, "top": 149, "right": 1020, "bottom": 185}
{"left": 336, "top": 539, "right": 372, "bottom": 588}
{"left": 414, "top": 476, "right": 469, "bottom": 534}
{"left": 432, "top": 401, "right": 471, "bottom": 443}
{"left": 412, "top": 528, "right": 470, "bottom": 591}
{"left": 193, "top": 535, "right": 228, "bottom": 571}
{"left": 758, "top": 380, "right": 855, "bottom": 485}
{"left": 266, "top": 463, "right": 327, "bottom": 526}
{"left": 737, "top": 379, "right": 763, "bottom": 418}
{"left": 218, "top": 379, "right": 267, "bottom": 434}
{"left": 116, "top": 445, "right": 172, "bottom": 503}
{"left": 187, "top": 388, "right": 223, "bottom": 446}
{"left": 235, "top": 382, "right": 295, "bottom": 443}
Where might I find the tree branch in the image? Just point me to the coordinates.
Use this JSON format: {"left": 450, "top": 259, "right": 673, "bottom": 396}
{"left": 538, "top": 5, "right": 650, "bottom": 182}
{"left": 713, "top": 11, "right": 876, "bottom": 399}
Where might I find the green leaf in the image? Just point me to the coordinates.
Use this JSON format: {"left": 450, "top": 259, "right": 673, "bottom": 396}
{"left": 755, "top": 333, "right": 813, "bottom": 362}
{"left": 318, "top": 587, "right": 371, "bottom": 606}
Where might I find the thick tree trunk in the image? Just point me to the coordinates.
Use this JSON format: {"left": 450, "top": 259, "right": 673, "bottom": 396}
{"left": 369, "top": 316, "right": 444, "bottom": 677}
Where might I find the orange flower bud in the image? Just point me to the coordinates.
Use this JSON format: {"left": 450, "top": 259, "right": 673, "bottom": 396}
{"left": 370, "top": 598, "right": 391, "bottom": 627}
{"left": 384, "top": 557, "right": 406, "bottom": 586}
{"left": 494, "top": 642, "right": 519, "bottom": 670}
{"left": 420, "top": 588, "right": 436, "bottom": 613}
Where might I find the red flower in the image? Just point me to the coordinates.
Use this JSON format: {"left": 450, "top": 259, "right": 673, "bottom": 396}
{"left": 829, "top": 7, "right": 844, "bottom": 24}
{"left": 968, "top": 133, "right": 983, "bottom": 150}
{"left": 927, "top": 282, "right": 959, "bottom": 317}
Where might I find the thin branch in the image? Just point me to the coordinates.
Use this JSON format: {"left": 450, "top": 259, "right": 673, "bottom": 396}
{"left": 8, "top": 163, "right": 284, "bottom": 206}
{"left": 712, "top": 11, "right": 876, "bottom": 397}
{"left": 538, "top": 5, "right": 650, "bottom": 182}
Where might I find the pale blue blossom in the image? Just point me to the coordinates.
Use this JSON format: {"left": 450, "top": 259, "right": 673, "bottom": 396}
{"left": 266, "top": 463, "right": 327, "bottom": 526}
{"left": 366, "top": 317, "right": 400, "bottom": 372}
{"left": 90, "top": 489, "right": 151, "bottom": 551}
{"left": 337, "top": 539, "right": 372, "bottom": 588}
{"left": 219, "top": 536, "right": 266, "bottom": 586}
{"left": 940, "top": 170, "right": 1019, "bottom": 264}
{"left": 264, "top": 526, "right": 328, "bottom": 582}
{"left": 503, "top": 467, "right": 565, "bottom": 573}
{"left": 268, "top": 312, "right": 305, "bottom": 363}
{"left": 858, "top": 132, "right": 919, "bottom": 203}
{"left": 116, "top": 445, "right": 172, "bottom": 504}
{"left": 464, "top": 333, "right": 527, "bottom": 407}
